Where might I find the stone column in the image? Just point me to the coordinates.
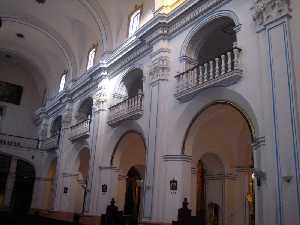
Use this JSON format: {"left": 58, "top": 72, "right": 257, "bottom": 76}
{"left": 162, "top": 155, "right": 192, "bottom": 223}
{"left": 53, "top": 99, "right": 73, "bottom": 211}
{"left": 3, "top": 157, "right": 17, "bottom": 208}
{"left": 223, "top": 171, "right": 237, "bottom": 225}
{"left": 31, "top": 175, "right": 49, "bottom": 210}
{"left": 142, "top": 44, "right": 170, "bottom": 221}
{"left": 96, "top": 166, "right": 120, "bottom": 215}
{"left": 60, "top": 172, "right": 80, "bottom": 212}
{"left": 234, "top": 167, "right": 253, "bottom": 225}
{"left": 252, "top": 1, "right": 300, "bottom": 224}
{"left": 251, "top": 136, "right": 265, "bottom": 225}
{"left": 86, "top": 76, "right": 109, "bottom": 215}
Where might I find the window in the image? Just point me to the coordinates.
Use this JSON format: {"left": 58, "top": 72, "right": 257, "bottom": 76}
{"left": 128, "top": 8, "right": 141, "bottom": 37}
{"left": 0, "top": 107, "right": 3, "bottom": 119}
{"left": 87, "top": 47, "right": 96, "bottom": 70}
{"left": 59, "top": 73, "right": 66, "bottom": 92}
{"left": 0, "top": 106, "right": 4, "bottom": 132}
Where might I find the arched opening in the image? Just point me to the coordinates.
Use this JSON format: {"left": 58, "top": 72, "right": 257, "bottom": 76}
{"left": 73, "top": 148, "right": 90, "bottom": 214}
{"left": 184, "top": 103, "right": 255, "bottom": 225}
{"left": 111, "top": 132, "right": 146, "bottom": 224}
{"left": 50, "top": 116, "right": 62, "bottom": 137}
{"left": 45, "top": 158, "right": 57, "bottom": 210}
{"left": 184, "top": 16, "right": 237, "bottom": 69}
{"left": 113, "top": 69, "right": 143, "bottom": 104}
{"left": 10, "top": 160, "right": 35, "bottom": 214}
{"left": 76, "top": 97, "right": 93, "bottom": 122}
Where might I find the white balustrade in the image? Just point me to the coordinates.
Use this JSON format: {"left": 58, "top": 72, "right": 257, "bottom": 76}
{"left": 175, "top": 48, "right": 242, "bottom": 101}
{"left": 70, "top": 119, "right": 91, "bottom": 141}
{"left": 0, "top": 133, "right": 39, "bottom": 149}
{"left": 108, "top": 93, "right": 144, "bottom": 127}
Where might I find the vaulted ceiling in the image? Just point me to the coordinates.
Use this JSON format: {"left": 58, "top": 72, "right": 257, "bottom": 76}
{"left": 0, "top": 0, "right": 154, "bottom": 98}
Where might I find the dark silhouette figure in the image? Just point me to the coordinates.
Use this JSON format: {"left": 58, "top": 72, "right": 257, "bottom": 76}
{"left": 178, "top": 198, "right": 191, "bottom": 223}
{"left": 105, "top": 198, "right": 121, "bottom": 225}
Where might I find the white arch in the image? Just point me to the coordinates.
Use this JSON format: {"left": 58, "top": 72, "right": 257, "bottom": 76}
{"left": 167, "top": 87, "right": 260, "bottom": 156}
{"left": 101, "top": 121, "right": 146, "bottom": 167}
{"left": 180, "top": 10, "right": 241, "bottom": 60}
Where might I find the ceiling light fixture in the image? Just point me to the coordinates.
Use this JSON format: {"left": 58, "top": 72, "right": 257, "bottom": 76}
{"left": 16, "top": 33, "right": 25, "bottom": 38}
{"left": 36, "top": 0, "right": 46, "bottom": 4}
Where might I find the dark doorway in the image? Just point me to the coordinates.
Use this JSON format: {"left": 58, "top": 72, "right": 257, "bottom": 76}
{"left": 10, "top": 160, "right": 35, "bottom": 214}
{"left": 0, "top": 155, "right": 11, "bottom": 208}
{"left": 124, "top": 167, "right": 142, "bottom": 225}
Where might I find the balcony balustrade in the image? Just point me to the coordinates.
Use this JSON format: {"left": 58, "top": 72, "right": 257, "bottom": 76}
{"left": 0, "top": 133, "right": 39, "bottom": 149}
{"left": 69, "top": 119, "right": 91, "bottom": 141}
{"left": 108, "top": 93, "right": 144, "bottom": 127}
{"left": 0, "top": 132, "right": 60, "bottom": 151}
{"left": 40, "top": 134, "right": 60, "bottom": 151}
{"left": 175, "top": 48, "right": 242, "bottom": 102}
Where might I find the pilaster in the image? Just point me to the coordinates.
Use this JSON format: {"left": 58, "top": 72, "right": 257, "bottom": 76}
{"left": 162, "top": 155, "right": 192, "bottom": 223}
{"left": 87, "top": 77, "right": 109, "bottom": 214}
{"left": 96, "top": 166, "right": 120, "bottom": 215}
{"left": 143, "top": 42, "right": 170, "bottom": 221}
{"left": 252, "top": 0, "right": 300, "bottom": 224}
{"left": 54, "top": 100, "right": 73, "bottom": 211}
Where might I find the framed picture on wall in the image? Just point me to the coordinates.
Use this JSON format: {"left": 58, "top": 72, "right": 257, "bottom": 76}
{"left": 0, "top": 81, "right": 23, "bottom": 105}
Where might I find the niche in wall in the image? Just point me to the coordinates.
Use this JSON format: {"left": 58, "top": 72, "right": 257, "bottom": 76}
{"left": 0, "top": 80, "right": 23, "bottom": 105}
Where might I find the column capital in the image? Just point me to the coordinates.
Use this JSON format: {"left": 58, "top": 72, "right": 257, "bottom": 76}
{"left": 93, "top": 79, "right": 109, "bottom": 112}
{"left": 251, "top": 0, "right": 291, "bottom": 28}
{"left": 149, "top": 48, "right": 171, "bottom": 84}
{"left": 62, "top": 103, "right": 73, "bottom": 128}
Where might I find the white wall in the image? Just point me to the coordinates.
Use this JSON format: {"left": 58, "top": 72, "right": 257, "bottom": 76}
{"left": 0, "top": 59, "right": 42, "bottom": 138}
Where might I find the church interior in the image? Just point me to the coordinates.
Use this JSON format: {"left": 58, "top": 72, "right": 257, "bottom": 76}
{"left": 0, "top": 0, "right": 300, "bottom": 225}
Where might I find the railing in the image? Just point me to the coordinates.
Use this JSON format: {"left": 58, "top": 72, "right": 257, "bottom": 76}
{"left": 108, "top": 93, "right": 144, "bottom": 127}
{"left": 0, "top": 132, "right": 60, "bottom": 151}
{"left": 175, "top": 48, "right": 242, "bottom": 101}
{"left": 0, "top": 133, "right": 39, "bottom": 149}
{"left": 69, "top": 119, "right": 91, "bottom": 141}
{"left": 40, "top": 134, "right": 60, "bottom": 151}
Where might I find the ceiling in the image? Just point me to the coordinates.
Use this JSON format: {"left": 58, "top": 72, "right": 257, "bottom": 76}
{"left": 0, "top": 0, "right": 154, "bottom": 98}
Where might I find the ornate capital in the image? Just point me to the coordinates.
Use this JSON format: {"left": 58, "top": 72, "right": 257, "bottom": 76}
{"left": 252, "top": 0, "right": 291, "bottom": 26}
{"left": 38, "top": 117, "right": 49, "bottom": 139}
{"left": 62, "top": 103, "right": 73, "bottom": 127}
{"left": 93, "top": 78, "right": 109, "bottom": 112}
{"left": 149, "top": 55, "right": 170, "bottom": 83}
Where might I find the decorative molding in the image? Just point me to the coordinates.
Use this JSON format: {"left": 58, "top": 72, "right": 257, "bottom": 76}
{"left": 62, "top": 172, "right": 79, "bottom": 177}
{"left": 252, "top": 136, "right": 266, "bottom": 150}
{"left": 251, "top": 0, "right": 291, "bottom": 27}
{"left": 38, "top": 0, "right": 232, "bottom": 119}
{"left": 149, "top": 55, "right": 170, "bottom": 84}
{"left": 62, "top": 102, "right": 73, "bottom": 128}
{"left": 93, "top": 77, "right": 109, "bottom": 112}
{"left": 162, "top": 154, "right": 192, "bottom": 162}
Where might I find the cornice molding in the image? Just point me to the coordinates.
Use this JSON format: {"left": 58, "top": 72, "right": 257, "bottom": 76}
{"left": 40, "top": 0, "right": 232, "bottom": 118}
{"left": 162, "top": 154, "right": 192, "bottom": 162}
{"left": 251, "top": 0, "right": 291, "bottom": 27}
